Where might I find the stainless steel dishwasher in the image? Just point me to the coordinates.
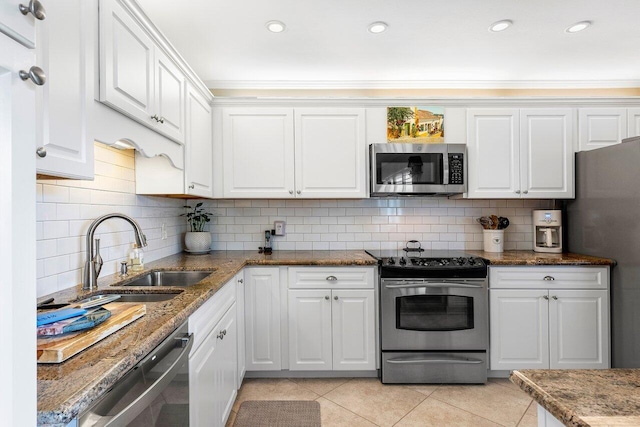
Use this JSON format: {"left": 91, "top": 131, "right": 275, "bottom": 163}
{"left": 79, "top": 321, "right": 193, "bottom": 427}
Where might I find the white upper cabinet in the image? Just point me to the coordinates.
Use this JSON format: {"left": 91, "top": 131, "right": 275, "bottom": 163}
{"left": 0, "top": 0, "right": 40, "bottom": 48}
{"left": 578, "top": 108, "right": 627, "bottom": 151}
{"left": 294, "top": 108, "right": 367, "bottom": 198}
{"left": 628, "top": 108, "right": 640, "bottom": 138}
{"left": 222, "top": 107, "right": 366, "bottom": 198}
{"left": 184, "top": 82, "right": 213, "bottom": 198}
{"left": 99, "top": 0, "right": 185, "bottom": 144}
{"left": 467, "top": 108, "right": 574, "bottom": 199}
{"left": 35, "top": 0, "right": 94, "bottom": 179}
{"left": 222, "top": 108, "right": 295, "bottom": 198}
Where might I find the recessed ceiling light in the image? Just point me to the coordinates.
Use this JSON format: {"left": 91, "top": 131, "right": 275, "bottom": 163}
{"left": 368, "top": 22, "right": 388, "bottom": 34}
{"left": 565, "top": 21, "right": 591, "bottom": 33}
{"left": 489, "top": 20, "right": 512, "bottom": 32}
{"left": 265, "top": 20, "right": 286, "bottom": 33}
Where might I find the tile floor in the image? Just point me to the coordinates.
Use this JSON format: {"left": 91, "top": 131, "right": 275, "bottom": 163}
{"left": 226, "top": 377, "right": 537, "bottom": 427}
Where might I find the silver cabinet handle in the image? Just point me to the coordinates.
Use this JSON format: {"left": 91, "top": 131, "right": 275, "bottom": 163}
{"left": 334, "top": 295, "right": 338, "bottom": 300}
{"left": 289, "top": 190, "right": 293, "bottom": 194}
{"left": 188, "top": 184, "right": 195, "bottom": 189}
{"left": 36, "top": 146, "right": 47, "bottom": 158}
{"left": 551, "top": 295, "right": 558, "bottom": 300}
{"left": 159, "top": 116, "right": 165, "bottom": 124}
{"left": 523, "top": 190, "right": 529, "bottom": 194}
{"left": 515, "top": 190, "right": 521, "bottom": 194}
{"left": 19, "top": 0, "right": 46, "bottom": 20}
{"left": 19, "top": 66, "right": 46, "bottom": 85}
{"left": 543, "top": 276, "right": 555, "bottom": 281}
{"left": 296, "top": 190, "right": 301, "bottom": 194}
{"left": 543, "top": 295, "right": 549, "bottom": 300}
{"left": 217, "top": 329, "right": 226, "bottom": 340}
{"left": 326, "top": 276, "right": 337, "bottom": 281}
{"left": 324, "top": 295, "right": 330, "bottom": 300}
{"left": 151, "top": 114, "right": 159, "bottom": 122}
{"left": 238, "top": 279, "right": 243, "bottom": 284}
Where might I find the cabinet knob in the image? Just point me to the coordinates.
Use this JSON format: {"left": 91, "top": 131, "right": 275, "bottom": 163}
{"left": 19, "top": 0, "right": 46, "bottom": 20}
{"left": 515, "top": 190, "right": 521, "bottom": 194}
{"left": 543, "top": 295, "right": 549, "bottom": 300}
{"left": 19, "top": 66, "right": 46, "bottom": 85}
{"left": 159, "top": 116, "right": 165, "bottom": 124}
{"left": 289, "top": 190, "right": 293, "bottom": 195}
{"left": 325, "top": 295, "right": 330, "bottom": 300}
{"left": 551, "top": 295, "right": 558, "bottom": 300}
{"left": 523, "top": 190, "right": 529, "bottom": 194}
{"left": 151, "top": 114, "right": 160, "bottom": 122}
{"left": 543, "top": 276, "right": 555, "bottom": 281}
{"left": 189, "top": 184, "right": 195, "bottom": 189}
{"left": 36, "top": 146, "right": 47, "bottom": 158}
{"left": 334, "top": 295, "right": 338, "bottom": 300}
{"left": 296, "top": 190, "right": 301, "bottom": 195}
{"left": 326, "top": 276, "right": 337, "bottom": 281}
{"left": 216, "top": 332, "right": 224, "bottom": 340}
{"left": 238, "top": 279, "right": 243, "bottom": 284}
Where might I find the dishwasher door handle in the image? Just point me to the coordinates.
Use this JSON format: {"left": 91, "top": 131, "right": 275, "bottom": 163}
{"left": 105, "top": 332, "right": 194, "bottom": 426}
{"left": 386, "top": 357, "right": 483, "bottom": 365}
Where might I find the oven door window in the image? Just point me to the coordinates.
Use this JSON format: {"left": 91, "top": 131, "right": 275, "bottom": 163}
{"left": 376, "top": 153, "right": 443, "bottom": 185}
{"left": 396, "top": 294, "right": 474, "bottom": 331}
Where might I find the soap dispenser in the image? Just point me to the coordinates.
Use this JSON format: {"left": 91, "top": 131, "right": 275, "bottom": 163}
{"left": 129, "top": 243, "right": 145, "bottom": 271}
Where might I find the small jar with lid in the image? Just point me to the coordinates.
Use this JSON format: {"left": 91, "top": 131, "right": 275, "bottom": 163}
{"left": 129, "top": 243, "right": 145, "bottom": 271}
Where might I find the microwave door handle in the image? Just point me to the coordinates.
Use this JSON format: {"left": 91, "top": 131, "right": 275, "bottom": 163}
{"left": 103, "top": 333, "right": 194, "bottom": 427}
{"left": 386, "top": 357, "right": 483, "bottom": 365}
{"left": 443, "top": 152, "right": 449, "bottom": 185}
{"left": 384, "top": 282, "right": 483, "bottom": 289}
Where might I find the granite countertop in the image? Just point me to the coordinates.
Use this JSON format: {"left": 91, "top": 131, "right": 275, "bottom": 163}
{"left": 510, "top": 369, "right": 640, "bottom": 427}
{"left": 468, "top": 250, "right": 616, "bottom": 266}
{"left": 37, "top": 250, "right": 377, "bottom": 426}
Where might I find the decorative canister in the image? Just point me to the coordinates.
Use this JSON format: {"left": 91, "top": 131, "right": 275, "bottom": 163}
{"left": 483, "top": 229, "right": 504, "bottom": 253}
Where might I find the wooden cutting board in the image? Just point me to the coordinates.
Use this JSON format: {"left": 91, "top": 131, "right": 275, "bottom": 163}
{"left": 37, "top": 302, "right": 146, "bottom": 364}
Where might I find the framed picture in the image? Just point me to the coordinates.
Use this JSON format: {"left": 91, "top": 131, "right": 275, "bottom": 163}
{"left": 387, "top": 106, "right": 444, "bottom": 143}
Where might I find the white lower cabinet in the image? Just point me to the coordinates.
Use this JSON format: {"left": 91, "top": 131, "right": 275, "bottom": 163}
{"left": 235, "top": 271, "right": 246, "bottom": 386}
{"left": 287, "top": 267, "right": 376, "bottom": 371}
{"left": 489, "top": 266, "right": 610, "bottom": 371}
{"left": 189, "top": 279, "right": 237, "bottom": 427}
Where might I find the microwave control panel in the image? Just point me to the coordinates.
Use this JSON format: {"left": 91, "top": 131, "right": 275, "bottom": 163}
{"left": 448, "top": 153, "right": 464, "bottom": 184}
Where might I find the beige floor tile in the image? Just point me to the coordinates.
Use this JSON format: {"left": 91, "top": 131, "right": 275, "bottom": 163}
{"left": 232, "top": 378, "right": 319, "bottom": 412}
{"left": 225, "top": 410, "right": 236, "bottom": 427}
{"left": 324, "top": 378, "right": 426, "bottom": 427}
{"left": 316, "top": 397, "right": 378, "bottom": 427}
{"left": 289, "top": 377, "right": 352, "bottom": 396}
{"left": 395, "top": 398, "right": 502, "bottom": 427}
{"left": 430, "top": 381, "right": 532, "bottom": 427}
{"left": 403, "top": 384, "right": 439, "bottom": 397}
{"left": 517, "top": 401, "right": 538, "bottom": 427}
{"left": 489, "top": 377, "right": 523, "bottom": 392}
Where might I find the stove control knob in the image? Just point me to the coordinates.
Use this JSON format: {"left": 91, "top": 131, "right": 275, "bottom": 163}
{"left": 387, "top": 258, "right": 395, "bottom": 265}
{"left": 399, "top": 257, "right": 406, "bottom": 265}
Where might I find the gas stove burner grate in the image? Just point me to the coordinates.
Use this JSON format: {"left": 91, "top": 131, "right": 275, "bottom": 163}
{"left": 409, "top": 257, "right": 482, "bottom": 267}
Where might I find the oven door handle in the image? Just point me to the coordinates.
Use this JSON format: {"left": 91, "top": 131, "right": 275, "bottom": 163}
{"left": 386, "top": 357, "right": 483, "bottom": 365}
{"left": 384, "top": 282, "right": 483, "bottom": 289}
{"left": 103, "top": 332, "right": 194, "bottom": 426}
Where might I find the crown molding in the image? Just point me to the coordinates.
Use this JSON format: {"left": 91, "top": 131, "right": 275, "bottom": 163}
{"left": 206, "top": 79, "right": 640, "bottom": 90}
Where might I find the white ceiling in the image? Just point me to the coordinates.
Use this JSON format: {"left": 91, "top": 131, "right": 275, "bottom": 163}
{"left": 136, "top": 0, "right": 640, "bottom": 89}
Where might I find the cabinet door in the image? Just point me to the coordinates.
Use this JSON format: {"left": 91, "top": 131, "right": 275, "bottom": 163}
{"left": 288, "top": 289, "right": 333, "bottom": 371}
{"left": 578, "top": 108, "right": 627, "bottom": 151}
{"left": 467, "top": 109, "right": 520, "bottom": 198}
{"left": 520, "top": 109, "right": 574, "bottom": 198}
{"left": 628, "top": 108, "right": 640, "bottom": 138}
{"left": 185, "top": 83, "right": 212, "bottom": 197}
{"left": 154, "top": 48, "right": 185, "bottom": 143}
{"left": 245, "top": 268, "right": 282, "bottom": 370}
{"left": 0, "top": 0, "right": 36, "bottom": 48}
{"left": 549, "top": 290, "right": 609, "bottom": 369}
{"left": 236, "top": 272, "right": 246, "bottom": 386}
{"left": 189, "top": 327, "right": 218, "bottom": 427}
{"left": 222, "top": 108, "right": 295, "bottom": 198}
{"left": 332, "top": 289, "right": 376, "bottom": 371}
{"left": 490, "top": 289, "right": 550, "bottom": 370}
{"left": 99, "top": 0, "right": 155, "bottom": 127}
{"left": 294, "top": 108, "right": 367, "bottom": 198}
{"left": 35, "top": 0, "right": 94, "bottom": 179}
{"left": 213, "top": 304, "right": 238, "bottom": 427}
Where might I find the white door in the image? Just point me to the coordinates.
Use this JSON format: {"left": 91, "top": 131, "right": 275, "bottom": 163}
{"left": 489, "top": 290, "right": 550, "bottom": 370}
{"left": 99, "top": 0, "right": 154, "bottom": 126}
{"left": 520, "top": 109, "right": 574, "bottom": 198}
{"left": 154, "top": 48, "right": 185, "bottom": 143}
{"left": 332, "top": 289, "right": 376, "bottom": 371}
{"left": 0, "top": 0, "right": 37, "bottom": 47}
{"left": 235, "top": 272, "right": 246, "bottom": 386}
{"left": 467, "top": 109, "right": 520, "bottom": 198}
{"left": 185, "top": 83, "right": 212, "bottom": 197}
{"left": 549, "top": 290, "right": 609, "bottom": 369}
{"left": 222, "top": 108, "right": 295, "bottom": 198}
{"left": 288, "top": 289, "right": 333, "bottom": 370}
{"left": 294, "top": 108, "right": 367, "bottom": 198}
{"left": 628, "top": 108, "right": 640, "bottom": 138}
{"left": 578, "top": 108, "right": 627, "bottom": 151}
{"left": 189, "top": 328, "right": 218, "bottom": 427}
{"left": 35, "top": 0, "right": 94, "bottom": 179}
{"left": 244, "top": 268, "right": 282, "bottom": 370}
{"left": 213, "top": 304, "right": 238, "bottom": 427}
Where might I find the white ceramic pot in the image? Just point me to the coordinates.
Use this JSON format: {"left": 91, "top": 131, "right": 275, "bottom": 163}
{"left": 184, "top": 231, "right": 212, "bottom": 253}
{"left": 483, "top": 229, "right": 504, "bottom": 253}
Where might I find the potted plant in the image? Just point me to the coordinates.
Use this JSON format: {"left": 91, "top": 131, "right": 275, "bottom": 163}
{"left": 181, "top": 202, "right": 213, "bottom": 253}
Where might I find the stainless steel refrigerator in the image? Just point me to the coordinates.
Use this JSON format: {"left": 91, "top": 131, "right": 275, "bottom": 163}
{"left": 566, "top": 137, "right": 640, "bottom": 368}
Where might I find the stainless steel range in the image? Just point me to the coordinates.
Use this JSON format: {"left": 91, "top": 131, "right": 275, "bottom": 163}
{"left": 367, "top": 245, "right": 488, "bottom": 384}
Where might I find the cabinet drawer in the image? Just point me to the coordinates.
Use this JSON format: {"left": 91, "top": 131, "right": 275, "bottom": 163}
{"left": 189, "top": 278, "right": 236, "bottom": 353}
{"left": 288, "top": 267, "right": 375, "bottom": 289}
{"left": 489, "top": 266, "right": 609, "bottom": 290}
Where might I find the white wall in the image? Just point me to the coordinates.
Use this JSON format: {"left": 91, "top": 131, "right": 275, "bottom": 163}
{"left": 36, "top": 143, "right": 187, "bottom": 297}
{"left": 200, "top": 198, "right": 552, "bottom": 251}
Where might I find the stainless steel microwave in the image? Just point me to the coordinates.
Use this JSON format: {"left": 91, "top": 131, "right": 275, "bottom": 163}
{"left": 370, "top": 143, "right": 467, "bottom": 196}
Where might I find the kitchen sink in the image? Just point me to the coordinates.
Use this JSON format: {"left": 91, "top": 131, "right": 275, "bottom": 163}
{"left": 121, "top": 270, "right": 214, "bottom": 287}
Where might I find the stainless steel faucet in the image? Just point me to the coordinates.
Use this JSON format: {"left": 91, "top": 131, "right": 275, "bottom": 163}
{"left": 84, "top": 213, "right": 147, "bottom": 290}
